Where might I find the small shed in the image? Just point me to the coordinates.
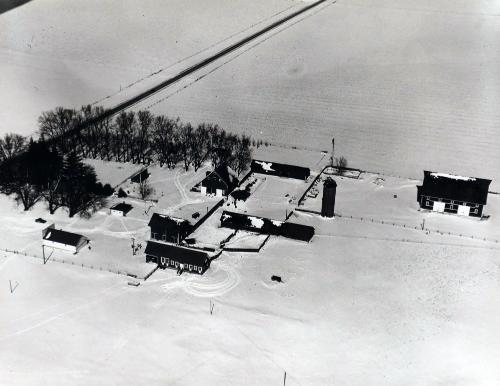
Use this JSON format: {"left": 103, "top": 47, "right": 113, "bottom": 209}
{"left": 110, "top": 202, "right": 133, "bottom": 217}
{"left": 199, "top": 164, "right": 239, "bottom": 197}
{"left": 251, "top": 160, "right": 310, "bottom": 180}
{"left": 417, "top": 171, "right": 491, "bottom": 217}
{"left": 145, "top": 241, "right": 210, "bottom": 274}
{"left": 42, "top": 226, "right": 89, "bottom": 254}
{"left": 148, "top": 213, "right": 193, "bottom": 243}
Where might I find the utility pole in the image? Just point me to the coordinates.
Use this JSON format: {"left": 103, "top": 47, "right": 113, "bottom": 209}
{"left": 131, "top": 237, "right": 136, "bottom": 255}
{"left": 331, "top": 137, "right": 335, "bottom": 166}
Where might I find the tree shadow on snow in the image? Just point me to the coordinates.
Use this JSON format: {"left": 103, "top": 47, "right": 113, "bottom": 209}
{"left": 0, "top": 0, "right": 34, "bottom": 15}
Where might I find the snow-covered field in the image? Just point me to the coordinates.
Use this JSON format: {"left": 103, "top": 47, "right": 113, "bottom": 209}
{"left": 0, "top": 0, "right": 306, "bottom": 136}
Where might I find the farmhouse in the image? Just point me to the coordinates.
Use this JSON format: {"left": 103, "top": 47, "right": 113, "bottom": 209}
{"left": 130, "top": 168, "right": 150, "bottom": 184}
{"left": 148, "top": 213, "right": 193, "bottom": 243}
{"left": 42, "top": 226, "right": 89, "bottom": 254}
{"left": 220, "top": 211, "right": 314, "bottom": 242}
{"left": 199, "top": 164, "right": 239, "bottom": 197}
{"left": 417, "top": 171, "right": 492, "bottom": 217}
{"left": 251, "top": 159, "right": 310, "bottom": 180}
{"left": 145, "top": 241, "right": 210, "bottom": 274}
{"left": 110, "top": 202, "right": 133, "bottom": 216}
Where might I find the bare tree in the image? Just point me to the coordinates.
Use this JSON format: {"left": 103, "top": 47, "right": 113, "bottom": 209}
{"left": 178, "top": 122, "right": 193, "bottom": 171}
{"left": 335, "top": 156, "right": 348, "bottom": 175}
{"left": 138, "top": 179, "right": 155, "bottom": 200}
{"left": 0, "top": 133, "right": 26, "bottom": 161}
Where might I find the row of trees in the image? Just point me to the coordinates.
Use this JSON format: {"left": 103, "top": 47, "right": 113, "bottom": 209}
{"left": 0, "top": 140, "right": 113, "bottom": 216}
{"left": 38, "top": 106, "right": 253, "bottom": 176}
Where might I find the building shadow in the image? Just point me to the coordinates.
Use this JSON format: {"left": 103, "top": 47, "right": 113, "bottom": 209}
{"left": 0, "top": 0, "right": 34, "bottom": 15}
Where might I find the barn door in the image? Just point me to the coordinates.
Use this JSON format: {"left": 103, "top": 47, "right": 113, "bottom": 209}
{"left": 432, "top": 201, "right": 445, "bottom": 213}
{"left": 457, "top": 205, "right": 470, "bottom": 216}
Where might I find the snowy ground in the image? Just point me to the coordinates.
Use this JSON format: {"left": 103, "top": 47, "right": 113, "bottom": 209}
{"left": 83, "top": 159, "right": 142, "bottom": 188}
{"left": 1, "top": 209, "right": 499, "bottom": 385}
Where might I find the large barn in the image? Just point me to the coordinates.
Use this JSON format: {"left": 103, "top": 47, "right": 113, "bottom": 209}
{"left": 251, "top": 160, "right": 310, "bottom": 180}
{"left": 145, "top": 241, "right": 210, "bottom": 274}
{"left": 220, "top": 211, "right": 314, "bottom": 242}
{"left": 42, "top": 226, "right": 89, "bottom": 254}
{"left": 417, "top": 171, "right": 492, "bottom": 217}
{"left": 199, "top": 164, "right": 239, "bottom": 197}
{"left": 148, "top": 213, "right": 193, "bottom": 243}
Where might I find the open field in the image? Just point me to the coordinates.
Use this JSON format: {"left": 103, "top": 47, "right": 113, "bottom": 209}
{"left": 0, "top": 0, "right": 308, "bottom": 136}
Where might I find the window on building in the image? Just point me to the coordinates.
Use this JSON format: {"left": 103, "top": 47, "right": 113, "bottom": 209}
{"left": 189, "top": 265, "right": 193, "bottom": 270}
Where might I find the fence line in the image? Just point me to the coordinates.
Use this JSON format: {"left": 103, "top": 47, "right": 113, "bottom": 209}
{"left": 334, "top": 214, "right": 499, "bottom": 244}
{"left": 0, "top": 247, "right": 157, "bottom": 280}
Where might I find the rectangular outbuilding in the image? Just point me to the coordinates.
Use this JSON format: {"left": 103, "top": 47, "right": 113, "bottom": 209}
{"left": 42, "top": 226, "right": 89, "bottom": 254}
{"left": 251, "top": 160, "right": 310, "bottom": 180}
{"left": 110, "top": 202, "right": 133, "bottom": 216}
{"left": 417, "top": 171, "right": 491, "bottom": 217}
{"left": 145, "top": 241, "right": 210, "bottom": 274}
{"left": 220, "top": 211, "right": 314, "bottom": 242}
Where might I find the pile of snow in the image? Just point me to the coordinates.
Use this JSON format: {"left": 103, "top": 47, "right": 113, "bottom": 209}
{"left": 249, "top": 216, "right": 265, "bottom": 229}
{"left": 430, "top": 172, "right": 476, "bottom": 181}
{"left": 255, "top": 161, "right": 275, "bottom": 172}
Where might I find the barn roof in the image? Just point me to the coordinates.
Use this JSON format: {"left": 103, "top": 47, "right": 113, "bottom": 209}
{"left": 280, "top": 222, "right": 315, "bottom": 242}
{"left": 220, "top": 211, "right": 314, "bottom": 242}
{"left": 148, "top": 213, "right": 191, "bottom": 228}
{"left": 145, "top": 241, "right": 209, "bottom": 265}
{"left": 111, "top": 202, "right": 133, "bottom": 213}
{"left": 418, "top": 171, "right": 491, "bottom": 205}
{"left": 43, "top": 229, "right": 87, "bottom": 246}
{"left": 251, "top": 159, "right": 310, "bottom": 180}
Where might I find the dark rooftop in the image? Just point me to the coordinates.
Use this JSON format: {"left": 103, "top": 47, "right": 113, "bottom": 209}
{"left": 144, "top": 241, "right": 209, "bottom": 266}
{"left": 111, "top": 202, "right": 133, "bottom": 213}
{"left": 418, "top": 171, "right": 491, "bottom": 205}
{"left": 43, "top": 228, "right": 87, "bottom": 246}
{"left": 148, "top": 213, "right": 191, "bottom": 228}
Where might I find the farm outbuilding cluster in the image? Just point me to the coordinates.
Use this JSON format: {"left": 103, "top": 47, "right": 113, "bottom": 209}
{"left": 417, "top": 171, "right": 491, "bottom": 217}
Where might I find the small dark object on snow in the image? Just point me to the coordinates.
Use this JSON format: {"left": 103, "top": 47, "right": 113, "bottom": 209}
{"left": 35, "top": 218, "right": 47, "bottom": 223}
{"left": 192, "top": 212, "right": 200, "bottom": 219}
{"left": 271, "top": 275, "right": 282, "bottom": 283}
{"left": 393, "top": 194, "right": 397, "bottom": 198}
